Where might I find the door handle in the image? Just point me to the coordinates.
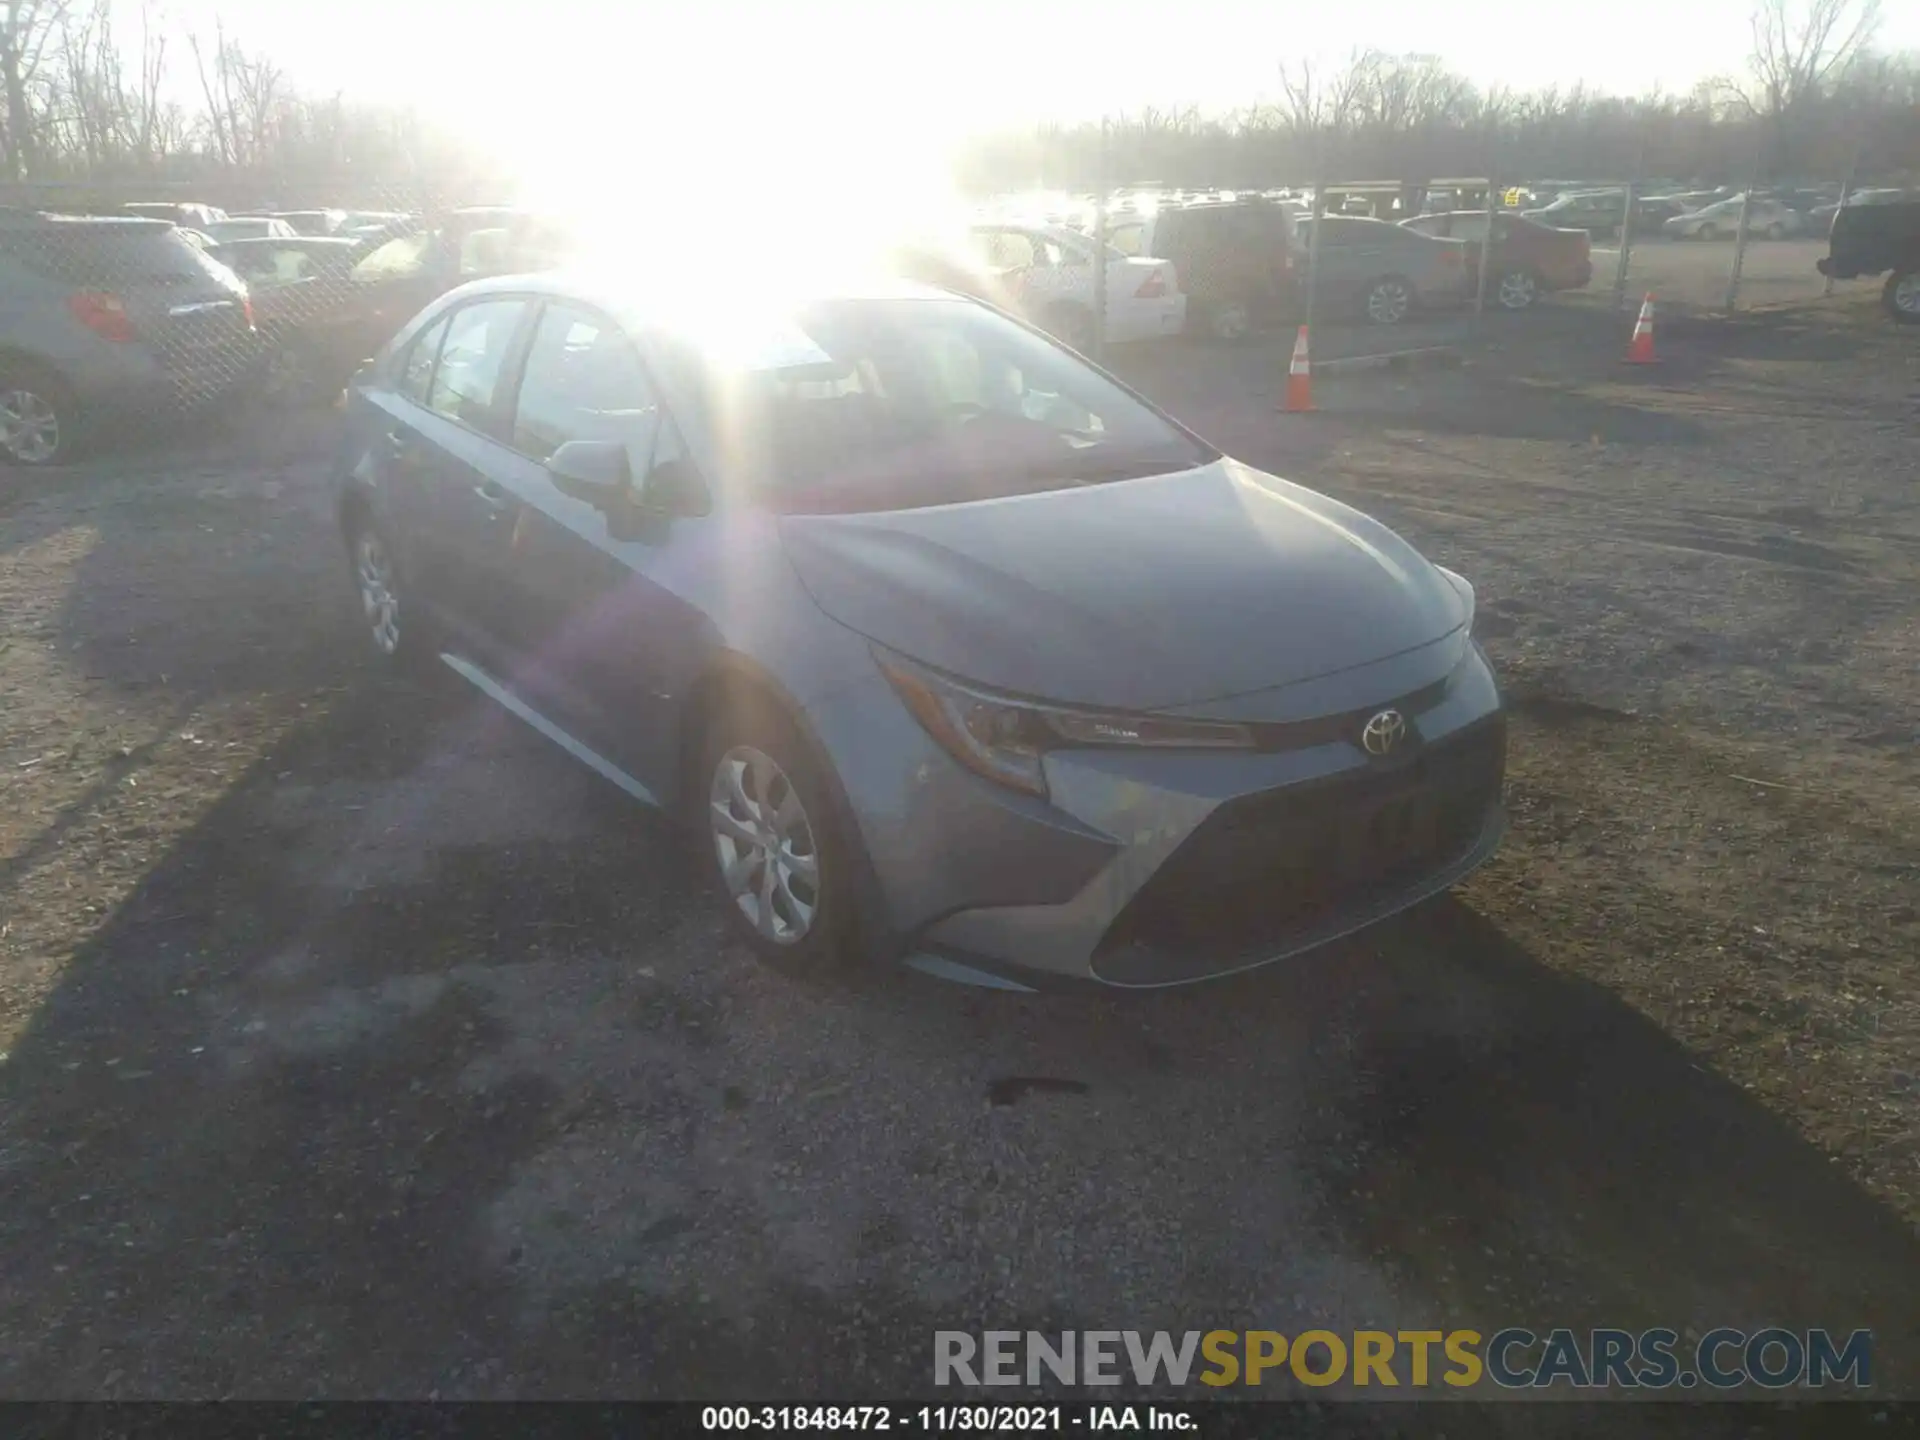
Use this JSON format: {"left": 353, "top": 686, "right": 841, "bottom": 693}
{"left": 383, "top": 427, "right": 415, "bottom": 457}
{"left": 472, "top": 480, "right": 513, "bottom": 512}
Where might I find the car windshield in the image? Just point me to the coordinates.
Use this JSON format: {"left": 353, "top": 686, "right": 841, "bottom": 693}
{"left": 662, "top": 297, "right": 1215, "bottom": 514}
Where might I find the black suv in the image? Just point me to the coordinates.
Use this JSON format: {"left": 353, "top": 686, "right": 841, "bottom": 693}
{"left": 1817, "top": 199, "right": 1920, "bottom": 324}
{"left": 0, "top": 212, "right": 256, "bottom": 465}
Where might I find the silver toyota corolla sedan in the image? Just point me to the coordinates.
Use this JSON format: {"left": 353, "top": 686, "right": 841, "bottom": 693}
{"left": 335, "top": 272, "right": 1506, "bottom": 990}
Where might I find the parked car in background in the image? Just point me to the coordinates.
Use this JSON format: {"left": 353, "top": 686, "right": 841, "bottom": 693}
{"left": 1809, "top": 188, "right": 1917, "bottom": 229}
{"left": 121, "top": 201, "right": 228, "bottom": 230}
{"left": 1399, "top": 211, "right": 1591, "bottom": 308}
{"left": 1100, "top": 200, "right": 1297, "bottom": 340}
{"left": 334, "top": 272, "right": 1506, "bottom": 987}
{"left": 271, "top": 209, "right": 349, "bottom": 236}
{"left": 210, "top": 235, "right": 364, "bottom": 291}
{"left": 1519, "top": 191, "right": 1627, "bottom": 238}
{"left": 0, "top": 213, "right": 255, "bottom": 465}
{"left": 967, "top": 222, "right": 1183, "bottom": 350}
{"left": 1664, "top": 195, "right": 1805, "bottom": 241}
{"left": 1758, "top": 186, "right": 1839, "bottom": 215}
{"left": 1293, "top": 216, "right": 1472, "bottom": 324}
{"left": 1626, "top": 196, "right": 1689, "bottom": 231}
{"left": 260, "top": 208, "right": 576, "bottom": 398}
{"left": 1644, "top": 189, "right": 1702, "bottom": 210}
{"left": 209, "top": 236, "right": 367, "bottom": 402}
{"left": 205, "top": 216, "right": 298, "bottom": 244}
{"left": 339, "top": 210, "right": 414, "bottom": 240}
{"left": 1816, "top": 199, "right": 1920, "bottom": 323}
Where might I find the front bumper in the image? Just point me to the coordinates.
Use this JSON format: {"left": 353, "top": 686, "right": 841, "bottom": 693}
{"left": 819, "top": 638, "right": 1507, "bottom": 989}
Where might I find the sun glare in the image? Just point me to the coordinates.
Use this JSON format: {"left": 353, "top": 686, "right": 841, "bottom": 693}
{"left": 472, "top": 10, "right": 978, "bottom": 310}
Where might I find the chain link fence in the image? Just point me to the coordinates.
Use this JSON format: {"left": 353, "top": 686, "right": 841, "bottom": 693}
{"left": 965, "top": 157, "right": 1907, "bottom": 372}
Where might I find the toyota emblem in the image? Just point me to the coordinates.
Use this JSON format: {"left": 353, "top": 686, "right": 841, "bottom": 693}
{"left": 1361, "top": 709, "right": 1407, "bottom": 757}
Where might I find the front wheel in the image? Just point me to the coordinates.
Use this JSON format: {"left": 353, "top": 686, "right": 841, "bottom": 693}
{"left": 0, "top": 367, "right": 83, "bottom": 467}
{"left": 1365, "top": 276, "right": 1414, "bottom": 325}
{"left": 1885, "top": 270, "right": 1920, "bottom": 326}
{"left": 1696, "top": 222, "right": 1719, "bottom": 242}
{"left": 1494, "top": 268, "right": 1539, "bottom": 310}
{"left": 1765, "top": 221, "right": 1787, "bottom": 241}
{"left": 259, "top": 343, "right": 325, "bottom": 409}
{"left": 700, "top": 698, "right": 853, "bottom": 969}
{"left": 1205, "top": 299, "right": 1252, "bottom": 341}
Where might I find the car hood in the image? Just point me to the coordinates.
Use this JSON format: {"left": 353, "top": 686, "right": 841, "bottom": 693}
{"left": 778, "top": 458, "right": 1468, "bottom": 713}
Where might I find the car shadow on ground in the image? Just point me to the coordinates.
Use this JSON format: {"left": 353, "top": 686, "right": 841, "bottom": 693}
{"left": 3, "top": 671, "right": 1918, "bottom": 1399}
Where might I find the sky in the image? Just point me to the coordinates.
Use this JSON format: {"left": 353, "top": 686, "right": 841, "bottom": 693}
{"left": 134, "top": 0, "right": 1919, "bottom": 206}
{"left": 148, "top": 0, "right": 1920, "bottom": 126}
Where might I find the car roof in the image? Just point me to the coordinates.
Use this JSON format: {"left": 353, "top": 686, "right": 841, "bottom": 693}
{"left": 216, "top": 234, "right": 361, "bottom": 250}
{"left": 446, "top": 269, "right": 956, "bottom": 316}
{"left": 0, "top": 212, "right": 175, "bottom": 235}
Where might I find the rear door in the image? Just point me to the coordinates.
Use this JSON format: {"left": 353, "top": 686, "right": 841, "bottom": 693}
{"left": 355, "top": 297, "right": 533, "bottom": 657}
{"left": 411, "top": 297, "right": 538, "bottom": 653}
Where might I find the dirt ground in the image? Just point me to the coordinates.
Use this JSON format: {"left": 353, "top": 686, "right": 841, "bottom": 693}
{"left": 1, "top": 299, "right": 1917, "bottom": 1405}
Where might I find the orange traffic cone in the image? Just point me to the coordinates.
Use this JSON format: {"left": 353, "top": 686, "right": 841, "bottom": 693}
{"left": 1283, "top": 325, "right": 1314, "bottom": 411}
{"left": 1624, "top": 293, "right": 1659, "bottom": 365}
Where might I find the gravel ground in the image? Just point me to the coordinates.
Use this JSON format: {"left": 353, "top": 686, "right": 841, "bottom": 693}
{"left": 1, "top": 300, "right": 1917, "bottom": 1404}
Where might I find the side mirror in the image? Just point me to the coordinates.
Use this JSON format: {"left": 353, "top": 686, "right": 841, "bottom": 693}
{"left": 546, "top": 438, "right": 630, "bottom": 504}
{"left": 639, "top": 456, "right": 708, "bottom": 516}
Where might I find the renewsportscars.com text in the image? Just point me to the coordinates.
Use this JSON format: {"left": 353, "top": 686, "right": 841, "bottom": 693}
{"left": 934, "top": 1328, "right": 1873, "bottom": 1390}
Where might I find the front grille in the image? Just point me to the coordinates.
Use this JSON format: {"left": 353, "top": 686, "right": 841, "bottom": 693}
{"left": 1095, "top": 716, "right": 1506, "bottom": 965}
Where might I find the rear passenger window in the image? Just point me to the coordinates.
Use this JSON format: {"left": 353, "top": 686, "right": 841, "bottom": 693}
{"left": 509, "top": 304, "right": 660, "bottom": 468}
{"left": 428, "top": 299, "right": 525, "bottom": 429}
{"left": 397, "top": 314, "right": 450, "bottom": 405}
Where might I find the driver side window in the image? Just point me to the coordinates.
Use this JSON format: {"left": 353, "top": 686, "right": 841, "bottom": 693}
{"left": 509, "top": 303, "right": 661, "bottom": 470}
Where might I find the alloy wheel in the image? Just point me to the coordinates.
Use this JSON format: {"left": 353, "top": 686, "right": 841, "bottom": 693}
{"left": 1210, "top": 301, "right": 1251, "bottom": 340}
{"left": 1893, "top": 275, "right": 1920, "bottom": 316}
{"left": 354, "top": 532, "right": 402, "bottom": 655}
{"left": 262, "top": 347, "right": 310, "bottom": 406}
{"left": 1497, "top": 271, "right": 1538, "bottom": 309}
{"left": 0, "top": 388, "right": 61, "bottom": 464}
{"left": 1367, "top": 280, "right": 1411, "bottom": 325}
{"left": 710, "top": 745, "right": 820, "bottom": 945}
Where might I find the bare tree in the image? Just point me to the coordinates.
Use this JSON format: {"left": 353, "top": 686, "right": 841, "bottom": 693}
{"left": 0, "top": 0, "right": 72, "bottom": 177}
{"left": 1745, "top": 0, "right": 1882, "bottom": 117}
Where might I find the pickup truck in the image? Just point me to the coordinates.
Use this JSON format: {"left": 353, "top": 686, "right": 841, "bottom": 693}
{"left": 1815, "top": 200, "right": 1920, "bottom": 323}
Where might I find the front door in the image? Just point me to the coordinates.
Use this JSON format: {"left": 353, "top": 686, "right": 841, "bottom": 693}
{"left": 478, "top": 301, "right": 710, "bottom": 801}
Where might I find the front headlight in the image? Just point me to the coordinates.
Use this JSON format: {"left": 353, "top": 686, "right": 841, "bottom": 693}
{"left": 1435, "top": 565, "right": 1476, "bottom": 633}
{"left": 874, "top": 649, "right": 1254, "bottom": 798}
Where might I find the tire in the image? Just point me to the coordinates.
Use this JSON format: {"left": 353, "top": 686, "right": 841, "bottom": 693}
{"left": 1884, "top": 271, "right": 1920, "bottom": 326}
{"left": 698, "top": 693, "right": 854, "bottom": 969}
{"left": 1205, "top": 298, "right": 1252, "bottom": 342}
{"left": 0, "top": 364, "right": 84, "bottom": 467}
{"left": 343, "top": 517, "right": 434, "bottom": 669}
{"left": 1696, "top": 222, "right": 1719, "bottom": 242}
{"left": 1045, "top": 303, "right": 1096, "bottom": 354}
{"left": 1765, "top": 222, "right": 1787, "bottom": 241}
{"left": 1494, "top": 267, "right": 1540, "bottom": 311}
{"left": 259, "top": 342, "right": 325, "bottom": 409}
{"left": 1364, "top": 276, "right": 1414, "bottom": 326}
